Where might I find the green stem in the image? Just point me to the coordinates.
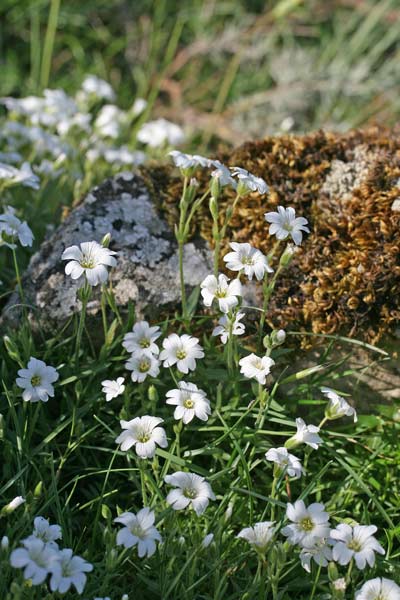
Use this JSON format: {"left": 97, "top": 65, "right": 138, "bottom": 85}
{"left": 270, "top": 474, "right": 278, "bottom": 522}
{"left": 12, "top": 246, "right": 25, "bottom": 306}
{"left": 258, "top": 265, "right": 283, "bottom": 349}
{"left": 138, "top": 459, "right": 148, "bottom": 506}
{"left": 75, "top": 283, "right": 90, "bottom": 366}
{"left": 40, "top": 0, "right": 61, "bottom": 90}
{"left": 213, "top": 234, "right": 221, "bottom": 278}
{"left": 318, "top": 416, "right": 329, "bottom": 429}
{"left": 178, "top": 240, "right": 187, "bottom": 320}
{"left": 101, "top": 285, "right": 108, "bottom": 341}
{"left": 345, "top": 558, "right": 354, "bottom": 585}
{"left": 310, "top": 564, "right": 322, "bottom": 600}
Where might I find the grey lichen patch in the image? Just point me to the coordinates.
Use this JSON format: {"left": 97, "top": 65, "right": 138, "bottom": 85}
{"left": 2, "top": 172, "right": 212, "bottom": 330}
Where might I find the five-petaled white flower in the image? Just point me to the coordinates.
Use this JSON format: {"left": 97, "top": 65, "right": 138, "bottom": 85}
{"left": 164, "top": 471, "right": 215, "bottom": 516}
{"left": 10, "top": 537, "right": 59, "bottom": 585}
{"left": 16, "top": 357, "right": 59, "bottom": 403}
{"left": 355, "top": 578, "right": 400, "bottom": 600}
{"left": 299, "top": 538, "right": 333, "bottom": 573}
{"left": 265, "top": 447, "right": 303, "bottom": 479}
{"left": 115, "top": 416, "right": 167, "bottom": 458}
{"left": 166, "top": 381, "right": 211, "bottom": 424}
{"left": 62, "top": 241, "right": 117, "bottom": 286}
{"left": 114, "top": 507, "right": 162, "bottom": 557}
{"left": 125, "top": 351, "right": 160, "bottom": 383}
{"left": 239, "top": 353, "right": 275, "bottom": 385}
{"left": 321, "top": 387, "right": 357, "bottom": 422}
{"left": 223, "top": 242, "right": 273, "bottom": 281}
{"left": 264, "top": 206, "right": 310, "bottom": 246}
{"left": 237, "top": 522, "right": 276, "bottom": 552}
{"left": 200, "top": 274, "right": 242, "bottom": 313}
{"left": 123, "top": 321, "right": 161, "bottom": 356}
{"left": 0, "top": 206, "right": 34, "bottom": 248}
{"left": 159, "top": 334, "right": 204, "bottom": 374}
{"left": 212, "top": 312, "right": 245, "bottom": 345}
{"left": 281, "top": 500, "right": 330, "bottom": 548}
{"left": 286, "top": 418, "right": 322, "bottom": 450}
{"left": 330, "top": 523, "right": 385, "bottom": 569}
{"left": 101, "top": 377, "right": 125, "bottom": 401}
{"left": 25, "top": 516, "right": 62, "bottom": 545}
{"left": 49, "top": 548, "right": 93, "bottom": 594}
{"left": 230, "top": 167, "right": 269, "bottom": 195}
{"left": 168, "top": 150, "right": 211, "bottom": 171}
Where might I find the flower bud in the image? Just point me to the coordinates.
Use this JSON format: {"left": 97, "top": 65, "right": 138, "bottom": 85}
{"left": 209, "top": 196, "right": 218, "bottom": 221}
{"left": 210, "top": 175, "right": 221, "bottom": 200}
{"left": 224, "top": 502, "right": 233, "bottom": 521}
{"left": 1, "top": 535, "right": 9, "bottom": 551}
{"left": 148, "top": 384, "right": 158, "bottom": 404}
{"left": 202, "top": 533, "right": 214, "bottom": 548}
{"left": 101, "top": 232, "right": 111, "bottom": 248}
{"left": 121, "top": 595, "right": 129, "bottom": 600}
{"left": 1, "top": 495, "right": 25, "bottom": 515}
{"left": 279, "top": 244, "right": 296, "bottom": 267}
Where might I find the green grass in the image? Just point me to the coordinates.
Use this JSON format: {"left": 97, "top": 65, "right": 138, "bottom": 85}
{"left": 1, "top": 1, "right": 400, "bottom": 598}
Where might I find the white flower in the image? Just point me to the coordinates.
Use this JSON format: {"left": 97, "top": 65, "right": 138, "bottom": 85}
{"left": 114, "top": 507, "right": 162, "bottom": 557}
{"left": 95, "top": 104, "right": 124, "bottom": 138}
{"left": 212, "top": 312, "right": 245, "bottom": 344}
{"left": 239, "top": 353, "right": 275, "bottom": 385}
{"left": 57, "top": 112, "right": 91, "bottom": 136}
{"left": 16, "top": 357, "right": 59, "bottom": 403}
{"left": 49, "top": 548, "right": 93, "bottom": 594}
{"left": 102, "top": 146, "right": 145, "bottom": 166}
{"left": 101, "top": 377, "right": 125, "bottom": 401}
{"left": 132, "top": 97, "right": 147, "bottom": 116}
{"left": 281, "top": 500, "right": 330, "bottom": 548}
{"left": 0, "top": 206, "right": 34, "bottom": 248}
{"left": 237, "top": 522, "right": 275, "bottom": 552}
{"left": 62, "top": 240, "right": 117, "bottom": 286}
{"left": 27, "top": 516, "right": 62, "bottom": 544}
{"left": 166, "top": 381, "right": 211, "bottom": 424}
{"left": 115, "top": 416, "right": 167, "bottom": 458}
{"left": 210, "top": 160, "right": 237, "bottom": 188}
{"left": 3, "top": 496, "right": 25, "bottom": 514}
{"left": 0, "top": 161, "right": 40, "bottom": 189}
{"left": 264, "top": 206, "right": 310, "bottom": 245}
{"left": 300, "top": 538, "right": 332, "bottom": 573}
{"left": 125, "top": 351, "right": 160, "bottom": 383}
{"left": 355, "top": 578, "right": 400, "bottom": 600}
{"left": 168, "top": 150, "right": 210, "bottom": 170}
{"left": 159, "top": 334, "right": 204, "bottom": 374}
{"left": 138, "top": 119, "right": 185, "bottom": 147}
{"left": 286, "top": 418, "right": 322, "bottom": 450}
{"left": 200, "top": 274, "right": 242, "bottom": 313}
{"left": 10, "top": 537, "right": 59, "bottom": 585}
{"left": 265, "top": 447, "right": 303, "bottom": 479}
{"left": 164, "top": 471, "right": 215, "bottom": 515}
{"left": 202, "top": 533, "right": 214, "bottom": 548}
{"left": 81, "top": 74, "right": 115, "bottom": 101}
{"left": 223, "top": 242, "right": 273, "bottom": 281}
{"left": 230, "top": 166, "right": 269, "bottom": 195}
{"left": 331, "top": 523, "right": 385, "bottom": 569}
{"left": 123, "top": 321, "right": 161, "bottom": 355}
{"left": 321, "top": 387, "right": 357, "bottom": 422}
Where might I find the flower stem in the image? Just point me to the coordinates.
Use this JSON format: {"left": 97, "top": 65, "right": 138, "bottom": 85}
{"left": 138, "top": 459, "right": 148, "bottom": 506}
{"left": 75, "top": 282, "right": 91, "bottom": 366}
{"left": 310, "top": 564, "right": 322, "bottom": 600}
{"left": 178, "top": 240, "right": 187, "bottom": 320}
{"left": 318, "top": 416, "right": 329, "bottom": 429}
{"left": 11, "top": 246, "right": 26, "bottom": 310}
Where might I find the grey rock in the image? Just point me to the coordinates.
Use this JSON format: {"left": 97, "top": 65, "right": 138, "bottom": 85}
{"left": 2, "top": 172, "right": 213, "bottom": 329}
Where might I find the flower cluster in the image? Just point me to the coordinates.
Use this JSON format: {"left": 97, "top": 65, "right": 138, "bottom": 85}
{"left": 10, "top": 516, "right": 93, "bottom": 594}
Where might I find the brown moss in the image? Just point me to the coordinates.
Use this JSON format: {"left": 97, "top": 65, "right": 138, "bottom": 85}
{"left": 144, "top": 127, "right": 400, "bottom": 347}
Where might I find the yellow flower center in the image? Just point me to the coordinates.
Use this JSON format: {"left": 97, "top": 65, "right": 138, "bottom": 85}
{"left": 139, "top": 338, "right": 150, "bottom": 348}
{"left": 176, "top": 349, "right": 187, "bottom": 360}
{"left": 31, "top": 375, "right": 41, "bottom": 387}
{"left": 80, "top": 257, "right": 95, "bottom": 269}
{"left": 183, "top": 398, "right": 195, "bottom": 409}
{"left": 138, "top": 433, "right": 151, "bottom": 443}
{"left": 139, "top": 360, "right": 150, "bottom": 373}
{"left": 183, "top": 487, "right": 197, "bottom": 499}
{"left": 299, "top": 517, "right": 314, "bottom": 532}
{"left": 216, "top": 287, "right": 227, "bottom": 298}
{"left": 347, "top": 539, "right": 362, "bottom": 552}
